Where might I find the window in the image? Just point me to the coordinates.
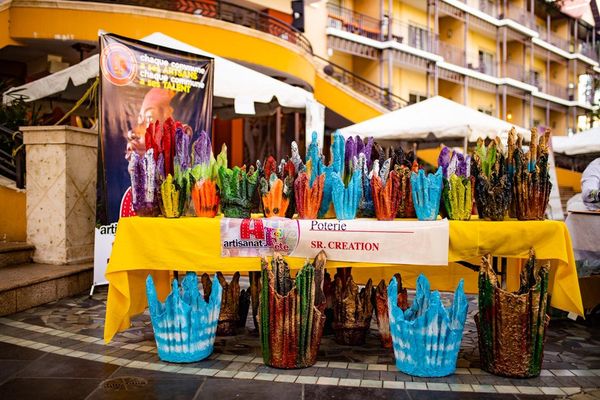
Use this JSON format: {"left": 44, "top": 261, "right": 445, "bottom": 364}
{"left": 408, "top": 24, "right": 429, "bottom": 51}
{"left": 409, "top": 93, "right": 427, "bottom": 105}
{"left": 478, "top": 50, "right": 494, "bottom": 75}
{"left": 530, "top": 70, "right": 541, "bottom": 89}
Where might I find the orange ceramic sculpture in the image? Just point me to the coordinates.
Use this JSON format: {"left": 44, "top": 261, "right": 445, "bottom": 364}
{"left": 191, "top": 179, "right": 220, "bottom": 217}
{"left": 294, "top": 172, "right": 325, "bottom": 219}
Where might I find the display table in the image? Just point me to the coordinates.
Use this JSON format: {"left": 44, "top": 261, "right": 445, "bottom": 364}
{"left": 103, "top": 216, "right": 583, "bottom": 342}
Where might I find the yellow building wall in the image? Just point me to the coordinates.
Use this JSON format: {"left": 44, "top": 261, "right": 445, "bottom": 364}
{"left": 532, "top": 106, "right": 546, "bottom": 127}
{"left": 467, "top": 30, "right": 496, "bottom": 68}
{"left": 0, "top": 185, "right": 26, "bottom": 242}
{"left": 354, "top": 57, "right": 381, "bottom": 87}
{"left": 505, "top": 96, "right": 524, "bottom": 127}
{"left": 531, "top": 56, "right": 546, "bottom": 82}
{"left": 468, "top": 88, "right": 495, "bottom": 114}
{"left": 0, "top": 6, "right": 18, "bottom": 48}
{"left": 439, "top": 17, "right": 464, "bottom": 48}
{"left": 439, "top": 80, "right": 464, "bottom": 104}
{"left": 550, "top": 61, "right": 567, "bottom": 86}
{"left": 393, "top": 68, "right": 427, "bottom": 101}
{"left": 554, "top": 20, "right": 569, "bottom": 41}
{"left": 550, "top": 110, "right": 567, "bottom": 135}
{"left": 506, "top": 41, "right": 524, "bottom": 65}
{"left": 330, "top": 52, "right": 354, "bottom": 71}
{"left": 353, "top": 0, "right": 380, "bottom": 19}
{"left": 393, "top": 2, "right": 430, "bottom": 27}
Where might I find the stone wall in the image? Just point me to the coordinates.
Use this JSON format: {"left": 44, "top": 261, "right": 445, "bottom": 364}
{"left": 22, "top": 126, "right": 98, "bottom": 265}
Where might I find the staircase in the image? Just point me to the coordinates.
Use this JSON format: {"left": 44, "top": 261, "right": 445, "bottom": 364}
{"left": 0, "top": 242, "right": 92, "bottom": 316}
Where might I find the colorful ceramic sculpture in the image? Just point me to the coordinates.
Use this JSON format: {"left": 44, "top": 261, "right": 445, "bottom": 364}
{"left": 259, "top": 252, "right": 327, "bottom": 369}
{"left": 201, "top": 272, "right": 250, "bottom": 336}
{"left": 295, "top": 172, "right": 325, "bottom": 219}
{"left": 439, "top": 147, "right": 474, "bottom": 220}
{"left": 218, "top": 166, "right": 259, "bottom": 218}
{"left": 476, "top": 251, "right": 550, "bottom": 378}
{"left": 332, "top": 269, "right": 373, "bottom": 346}
{"left": 260, "top": 173, "right": 293, "bottom": 218}
{"left": 146, "top": 272, "right": 222, "bottom": 363}
{"left": 395, "top": 162, "right": 417, "bottom": 218}
{"left": 332, "top": 170, "right": 362, "bottom": 220}
{"left": 472, "top": 137, "right": 511, "bottom": 220}
{"left": 374, "top": 275, "right": 408, "bottom": 348}
{"left": 128, "top": 149, "right": 161, "bottom": 217}
{"left": 160, "top": 174, "right": 185, "bottom": 218}
{"left": 355, "top": 153, "right": 375, "bottom": 217}
{"left": 509, "top": 128, "right": 552, "bottom": 220}
{"left": 410, "top": 167, "right": 443, "bottom": 221}
{"left": 191, "top": 179, "right": 219, "bottom": 217}
{"left": 388, "top": 274, "right": 468, "bottom": 377}
{"left": 372, "top": 169, "right": 401, "bottom": 220}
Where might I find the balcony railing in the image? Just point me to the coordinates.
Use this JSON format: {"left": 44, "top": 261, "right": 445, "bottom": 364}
{"left": 546, "top": 81, "right": 567, "bottom": 99}
{"left": 466, "top": 50, "right": 497, "bottom": 76}
{"left": 390, "top": 21, "right": 437, "bottom": 53}
{"left": 463, "top": 0, "right": 498, "bottom": 18}
{"left": 315, "top": 55, "right": 408, "bottom": 111}
{"left": 437, "top": 41, "right": 465, "bottom": 68}
{"left": 504, "top": 62, "right": 527, "bottom": 82}
{"left": 326, "top": 3, "right": 382, "bottom": 41}
{"left": 538, "top": 30, "right": 570, "bottom": 52}
{"left": 501, "top": 4, "right": 534, "bottom": 29}
{"left": 70, "top": 0, "right": 313, "bottom": 54}
{"left": 578, "top": 42, "right": 599, "bottom": 61}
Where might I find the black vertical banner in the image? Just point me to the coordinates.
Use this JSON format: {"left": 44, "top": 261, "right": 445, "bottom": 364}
{"left": 94, "top": 33, "right": 213, "bottom": 286}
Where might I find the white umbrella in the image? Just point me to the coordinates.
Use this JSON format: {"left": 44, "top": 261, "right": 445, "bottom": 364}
{"left": 552, "top": 127, "right": 600, "bottom": 155}
{"left": 339, "top": 96, "right": 530, "bottom": 142}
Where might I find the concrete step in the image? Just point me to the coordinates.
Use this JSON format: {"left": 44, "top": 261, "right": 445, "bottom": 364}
{"left": 0, "top": 242, "right": 34, "bottom": 268}
{"left": 0, "top": 262, "right": 92, "bottom": 316}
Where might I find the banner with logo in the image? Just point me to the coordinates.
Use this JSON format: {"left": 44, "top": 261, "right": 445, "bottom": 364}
{"left": 94, "top": 33, "right": 214, "bottom": 289}
{"left": 220, "top": 218, "right": 449, "bottom": 266}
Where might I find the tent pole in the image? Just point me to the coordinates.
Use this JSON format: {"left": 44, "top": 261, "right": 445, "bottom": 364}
{"left": 294, "top": 112, "right": 300, "bottom": 146}
{"left": 276, "top": 107, "right": 282, "bottom": 161}
{"left": 463, "top": 136, "right": 468, "bottom": 154}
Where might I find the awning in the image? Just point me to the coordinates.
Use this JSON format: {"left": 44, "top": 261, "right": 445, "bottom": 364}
{"left": 552, "top": 127, "right": 600, "bottom": 155}
{"left": 339, "top": 96, "right": 530, "bottom": 143}
{"left": 3, "top": 32, "right": 315, "bottom": 115}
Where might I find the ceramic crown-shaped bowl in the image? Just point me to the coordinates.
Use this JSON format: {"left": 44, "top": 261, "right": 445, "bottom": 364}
{"left": 146, "top": 272, "right": 222, "bottom": 363}
{"left": 388, "top": 274, "right": 468, "bottom": 377}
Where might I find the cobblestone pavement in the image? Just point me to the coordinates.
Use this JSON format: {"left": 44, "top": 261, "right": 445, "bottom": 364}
{"left": 0, "top": 284, "right": 598, "bottom": 399}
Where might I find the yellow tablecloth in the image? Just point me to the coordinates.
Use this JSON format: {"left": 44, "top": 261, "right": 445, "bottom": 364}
{"left": 103, "top": 216, "right": 583, "bottom": 342}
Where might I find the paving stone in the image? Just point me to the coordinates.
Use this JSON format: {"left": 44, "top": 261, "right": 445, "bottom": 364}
{"left": 494, "top": 385, "right": 519, "bottom": 394}
{"left": 275, "top": 374, "right": 297, "bottom": 383}
{"left": 516, "top": 386, "right": 544, "bottom": 395}
{"left": 471, "top": 384, "right": 496, "bottom": 393}
{"left": 316, "top": 377, "right": 339, "bottom": 386}
{"left": 405, "top": 382, "right": 427, "bottom": 390}
{"left": 254, "top": 373, "right": 277, "bottom": 381}
{"left": 338, "top": 378, "right": 361, "bottom": 387}
{"left": 383, "top": 381, "right": 405, "bottom": 389}
{"left": 449, "top": 383, "right": 473, "bottom": 392}
{"left": 427, "top": 383, "right": 450, "bottom": 391}
{"left": 360, "top": 379, "right": 382, "bottom": 388}
{"left": 295, "top": 376, "right": 317, "bottom": 384}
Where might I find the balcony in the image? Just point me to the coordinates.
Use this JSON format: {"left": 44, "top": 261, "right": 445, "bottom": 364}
{"left": 67, "top": 0, "right": 313, "bottom": 54}
{"left": 316, "top": 55, "right": 407, "bottom": 110}
{"left": 538, "top": 30, "right": 570, "bottom": 52}
{"left": 504, "top": 62, "right": 527, "bottom": 82}
{"left": 546, "top": 82, "right": 568, "bottom": 100}
{"left": 501, "top": 4, "right": 534, "bottom": 29}
{"left": 326, "top": 3, "right": 382, "bottom": 41}
{"left": 578, "top": 42, "right": 599, "bottom": 62}
{"left": 390, "top": 21, "right": 437, "bottom": 53}
{"left": 466, "top": 50, "right": 497, "bottom": 76}
{"left": 462, "top": 0, "right": 498, "bottom": 18}
{"left": 438, "top": 41, "right": 465, "bottom": 68}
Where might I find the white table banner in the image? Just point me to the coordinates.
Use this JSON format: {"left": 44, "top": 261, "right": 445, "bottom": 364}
{"left": 220, "top": 218, "right": 449, "bottom": 266}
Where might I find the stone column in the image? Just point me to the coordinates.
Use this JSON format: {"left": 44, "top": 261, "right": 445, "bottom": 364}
{"left": 22, "top": 126, "right": 97, "bottom": 265}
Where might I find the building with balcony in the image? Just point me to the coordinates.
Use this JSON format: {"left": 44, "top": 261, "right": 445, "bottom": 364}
{"left": 319, "top": 0, "right": 599, "bottom": 135}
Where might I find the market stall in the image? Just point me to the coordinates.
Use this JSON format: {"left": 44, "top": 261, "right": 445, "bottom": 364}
{"left": 104, "top": 215, "right": 582, "bottom": 343}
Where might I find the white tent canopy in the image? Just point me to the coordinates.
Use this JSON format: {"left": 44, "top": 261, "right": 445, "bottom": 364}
{"left": 2, "top": 32, "right": 314, "bottom": 115}
{"left": 340, "top": 96, "right": 530, "bottom": 142}
{"left": 552, "top": 127, "right": 600, "bottom": 155}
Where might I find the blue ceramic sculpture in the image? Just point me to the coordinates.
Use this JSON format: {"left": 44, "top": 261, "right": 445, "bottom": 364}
{"left": 411, "top": 167, "right": 443, "bottom": 221}
{"left": 355, "top": 154, "right": 374, "bottom": 217}
{"left": 388, "top": 274, "right": 468, "bottom": 377}
{"left": 332, "top": 170, "right": 362, "bottom": 220}
{"left": 146, "top": 272, "right": 222, "bottom": 363}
